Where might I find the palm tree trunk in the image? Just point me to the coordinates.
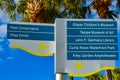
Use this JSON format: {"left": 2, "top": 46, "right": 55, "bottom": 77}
{"left": 93, "top": 0, "right": 112, "bottom": 19}
{"left": 69, "top": 76, "right": 73, "bottom": 80}
{"left": 26, "top": 0, "right": 46, "bottom": 23}
{"left": 106, "top": 70, "right": 112, "bottom": 80}
{"left": 97, "top": 7, "right": 108, "bottom": 19}
{"left": 36, "top": 5, "right": 46, "bottom": 23}
{"left": 93, "top": 0, "right": 113, "bottom": 80}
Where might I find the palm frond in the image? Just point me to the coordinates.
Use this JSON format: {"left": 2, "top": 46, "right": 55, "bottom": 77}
{"left": 117, "top": 0, "right": 120, "bottom": 8}
{"left": 107, "top": 11, "right": 119, "bottom": 19}
{"left": 0, "top": 0, "right": 6, "bottom": 9}
{"left": 85, "top": 73, "right": 106, "bottom": 80}
{"left": 112, "top": 68, "right": 120, "bottom": 80}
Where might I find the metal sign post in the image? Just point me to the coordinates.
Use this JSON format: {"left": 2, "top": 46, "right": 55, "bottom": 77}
{"left": 56, "top": 74, "right": 74, "bottom": 80}
{"left": 56, "top": 73, "right": 66, "bottom": 80}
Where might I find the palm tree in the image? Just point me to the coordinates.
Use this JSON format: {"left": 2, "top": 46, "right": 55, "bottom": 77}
{"left": 92, "top": 0, "right": 112, "bottom": 19}
{"left": 92, "top": 0, "right": 120, "bottom": 80}
{"left": 0, "top": 0, "right": 22, "bottom": 20}
{"left": 92, "top": 0, "right": 120, "bottom": 19}
{"left": 0, "top": 0, "right": 87, "bottom": 23}
{"left": 85, "top": 73, "right": 106, "bottom": 80}
{"left": 63, "top": 0, "right": 86, "bottom": 18}
{"left": 0, "top": 0, "right": 61, "bottom": 23}
{"left": 25, "top": 0, "right": 46, "bottom": 23}
{"left": 117, "top": 0, "right": 120, "bottom": 8}
{"left": 112, "top": 68, "right": 120, "bottom": 80}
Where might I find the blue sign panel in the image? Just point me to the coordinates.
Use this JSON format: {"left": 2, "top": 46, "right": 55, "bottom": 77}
{"left": 67, "top": 21, "right": 118, "bottom": 60}
{"left": 7, "top": 23, "right": 54, "bottom": 41}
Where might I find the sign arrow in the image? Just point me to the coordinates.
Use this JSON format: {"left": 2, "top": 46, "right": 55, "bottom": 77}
{"left": 74, "top": 61, "right": 84, "bottom": 72}
{"left": 38, "top": 42, "right": 49, "bottom": 52}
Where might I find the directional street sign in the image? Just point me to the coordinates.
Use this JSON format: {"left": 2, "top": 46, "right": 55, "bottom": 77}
{"left": 6, "top": 19, "right": 119, "bottom": 77}
{"left": 55, "top": 19, "right": 118, "bottom": 77}
{"left": 67, "top": 21, "right": 118, "bottom": 60}
{"left": 7, "top": 22, "right": 55, "bottom": 56}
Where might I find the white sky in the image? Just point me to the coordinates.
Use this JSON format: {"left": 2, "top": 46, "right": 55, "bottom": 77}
{"left": 0, "top": 25, "right": 7, "bottom": 34}
{"left": 0, "top": 10, "right": 10, "bottom": 23}
{"left": 14, "top": 0, "right": 19, "bottom": 3}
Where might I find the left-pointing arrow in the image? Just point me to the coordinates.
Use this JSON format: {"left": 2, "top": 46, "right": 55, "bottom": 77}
{"left": 38, "top": 42, "right": 49, "bottom": 52}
